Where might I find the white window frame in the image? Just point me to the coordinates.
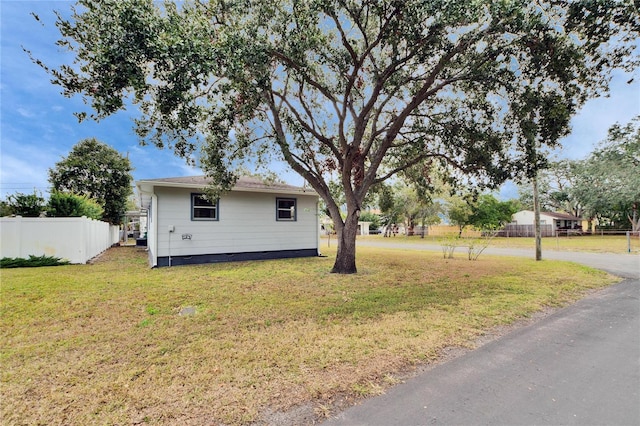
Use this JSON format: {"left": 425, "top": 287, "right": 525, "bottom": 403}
{"left": 191, "top": 193, "right": 219, "bottom": 221}
{"left": 276, "top": 197, "right": 296, "bottom": 221}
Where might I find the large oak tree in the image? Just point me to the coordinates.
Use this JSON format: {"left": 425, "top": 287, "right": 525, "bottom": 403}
{"left": 34, "top": 0, "right": 638, "bottom": 272}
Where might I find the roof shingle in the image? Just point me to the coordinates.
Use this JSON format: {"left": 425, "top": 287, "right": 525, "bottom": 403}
{"left": 138, "top": 175, "right": 314, "bottom": 194}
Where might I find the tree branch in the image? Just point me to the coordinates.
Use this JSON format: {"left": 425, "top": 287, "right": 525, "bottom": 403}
{"left": 270, "top": 49, "right": 341, "bottom": 114}
{"left": 273, "top": 90, "right": 343, "bottom": 163}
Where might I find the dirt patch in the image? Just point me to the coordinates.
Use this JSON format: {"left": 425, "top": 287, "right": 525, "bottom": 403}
{"left": 87, "top": 244, "right": 146, "bottom": 264}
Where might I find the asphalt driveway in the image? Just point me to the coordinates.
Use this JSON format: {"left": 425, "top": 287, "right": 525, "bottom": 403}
{"left": 323, "top": 242, "right": 639, "bottom": 425}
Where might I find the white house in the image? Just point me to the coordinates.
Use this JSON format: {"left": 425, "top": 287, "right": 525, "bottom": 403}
{"left": 136, "top": 176, "right": 320, "bottom": 267}
{"left": 511, "top": 210, "right": 583, "bottom": 236}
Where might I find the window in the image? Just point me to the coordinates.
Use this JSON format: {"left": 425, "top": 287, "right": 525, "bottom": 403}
{"left": 191, "top": 193, "right": 218, "bottom": 220}
{"left": 276, "top": 198, "right": 296, "bottom": 221}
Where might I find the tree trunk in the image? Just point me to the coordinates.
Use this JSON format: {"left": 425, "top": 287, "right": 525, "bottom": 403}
{"left": 331, "top": 211, "right": 359, "bottom": 274}
{"left": 533, "top": 172, "right": 542, "bottom": 261}
{"left": 630, "top": 203, "right": 639, "bottom": 233}
{"left": 407, "top": 220, "right": 414, "bottom": 236}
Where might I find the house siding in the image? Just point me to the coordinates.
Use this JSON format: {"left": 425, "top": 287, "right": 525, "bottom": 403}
{"left": 153, "top": 187, "right": 318, "bottom": 264}
{"left": 513, "top": 210, "right": 571, "bottom": 226}
{"left": 147, "top": 193, "right": 158, "bottom": 267}
{"left": 511, "top": 210, "right": 583, "bottom": 237}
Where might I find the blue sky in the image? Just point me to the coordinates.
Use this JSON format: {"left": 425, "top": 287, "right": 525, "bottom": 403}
{"left": 1, "top": 1, "right": 639, "bottom": 200}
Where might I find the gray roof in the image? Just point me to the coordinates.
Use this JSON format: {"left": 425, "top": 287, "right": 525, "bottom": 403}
{"left": 137, "top": 175, "right": 316, "bottom": 194}
{"left": 517, "top": 210, "right": 582, "bottom": 221}
{"left": 541, "top": 211, "right": 582, "bottom": 221}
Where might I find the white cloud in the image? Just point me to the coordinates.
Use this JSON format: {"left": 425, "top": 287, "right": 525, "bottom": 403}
{"left": 0, "top": 152, "right": 53, "bottom": 198}
{"left": 16, "top": 107, "right": 35, "bottom": 118}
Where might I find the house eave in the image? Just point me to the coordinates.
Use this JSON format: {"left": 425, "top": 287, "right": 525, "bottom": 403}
{"left": 515, "top": 210, "right": 582, "bottom": 221}
{"left": 135, "top": 178, "right": 318, "bottom": 210}
{"left": 137, "top": 179, "right": 317, "bottom": 194}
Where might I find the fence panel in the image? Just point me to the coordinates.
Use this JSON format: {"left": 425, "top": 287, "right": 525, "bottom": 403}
{"left": 425, "top": 225, "right": 482, "bottom": 237}
{"left": 496, "top": 224, "right": 554, "bottom": 237}
{"left": 0, "top": 216, "right": 119, "bottom": 264}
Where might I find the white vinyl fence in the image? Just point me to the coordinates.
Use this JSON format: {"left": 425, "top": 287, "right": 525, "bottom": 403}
{"left": 1, "top": 216, "right": 120, "bottom": 264}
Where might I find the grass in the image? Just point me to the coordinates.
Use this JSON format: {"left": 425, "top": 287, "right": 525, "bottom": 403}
{"left": 1, "top": 245, "right": 619, "bottom": 425}
{"left": 357, "top": 234, "right": 640, "bottom": 254}
{"left": 487, "top": 234, "right": 639, "bottom": 253}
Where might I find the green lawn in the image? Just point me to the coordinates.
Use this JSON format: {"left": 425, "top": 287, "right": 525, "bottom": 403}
{"left": 1, "top": 245, "right": 619, "bottom": 425}
{"left": 487, "top": 234, "right": 639, "bottom": 253}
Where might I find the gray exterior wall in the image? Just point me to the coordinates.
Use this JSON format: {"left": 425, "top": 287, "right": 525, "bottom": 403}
{"left": 151, "top": 186, "right": 319, "bottom": 266}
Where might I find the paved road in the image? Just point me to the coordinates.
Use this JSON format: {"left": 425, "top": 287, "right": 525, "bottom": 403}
{"left": 323, "top": 242, "right": 640, "bottom": 425}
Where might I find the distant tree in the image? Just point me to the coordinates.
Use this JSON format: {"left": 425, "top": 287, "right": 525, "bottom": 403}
{"left": 4, "top": 192, "right": 46, "bottom": 217}
{"left": 48, "top": 138, "right": 133, "bottom": 224}
{"left": 392, "top": 184, "right": 443, "bottom": 236}
{"left": 378, "top": 184, "right": 401, "bottom": 237}
{"left": 35, "top": 0, "right": 639, "bottom": 273}
{"left": 358, "top": 211, "right": 381, "bottom": 232}
{"left": 469, "top": 194, "right": 519, "bottom": 231}
{"left": 572, "top": 117, "right": 640, "bottom": 232}
{"left": 395, "top": 186, "right": 422, "bottom": 236}
{"left": 518, "top": 160, "right": 584, "bottom": 217}
{"left": 125, "top": 193, "right": 139, "bottom": 212}
{"left": 447, "top": 196, "right": 474, "bottom": 237}
{"left": 447, "top": 193, "right": 517, "bottom": 235}
{"left": 415, "top": 200, "right": 443, "bottom": 238}
{"left": 0, "top": 200, "right": 12, "bottom": 217}
{"left": 47, "top": 191, "right": 104, "bottom": 220}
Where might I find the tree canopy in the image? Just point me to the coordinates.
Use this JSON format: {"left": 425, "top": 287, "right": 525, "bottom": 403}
{"left": 48, "top": 138, "right": 133, "bottom": 224}
{"left": 517, "top": 160, "right": 584, "bottom": 217}
{"left": 469, "top": 194, "right": 518, "bottom": 231}
{"left": 573, "top": 116, "right": 640, "bottom": 231}
{"left": 35, "top": 0, "right": 639, "bottom": 272}
{"left": 518, "top": 116, "right": 640, "bottom": 232}
{"left": 378, "top": 181, "right": 442, "bottom": 236}
{"left": 447, "top": 193, "right": 518, "bottom": 235}
{"left": 2, "top": 192, "right": 46, "bottom": 217}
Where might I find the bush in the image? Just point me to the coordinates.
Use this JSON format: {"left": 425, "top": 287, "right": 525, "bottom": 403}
{"left": 0, "top": 255, "right": 70, "bottom": 268}
{"left": 4, "top": 192, "right": 46, "bottom": 217}
{"left": 439, "top": 235, "right": 459, "bottom": 259}
{"left": 47, "top": 191, "right": 103, "bottom": 220}
{"left": 359, "top": 211, "right": 381, "bottom": 231}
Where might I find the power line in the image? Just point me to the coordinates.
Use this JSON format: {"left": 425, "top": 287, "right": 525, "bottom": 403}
{"left": 0, "top": 185, "right": 49, "bottom": 190}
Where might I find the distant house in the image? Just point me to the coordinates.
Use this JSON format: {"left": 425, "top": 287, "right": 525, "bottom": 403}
{"left": 510, "top": 210, "right": 583, "bottom": 236}
{"left": 136, "top": 176, "right": 320, "bottom": 267}
{"left": 319, "top": 216, "right": 372, "bottom": 236}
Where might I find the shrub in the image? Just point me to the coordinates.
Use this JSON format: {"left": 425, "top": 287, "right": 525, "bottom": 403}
{"left": 4, "top": 192, "right": 46, "bottom": 217}
{"left": 439, "top": 235, "right": 459, "bottom": 259}
{"left": 0, "top": 255, "right": 70, "bottom": 268}
{"left": 47, "top": 191, "right": 103, "bottom": 220}
{"left": 359, "top": 211, "right": 381, "bottom": 231}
